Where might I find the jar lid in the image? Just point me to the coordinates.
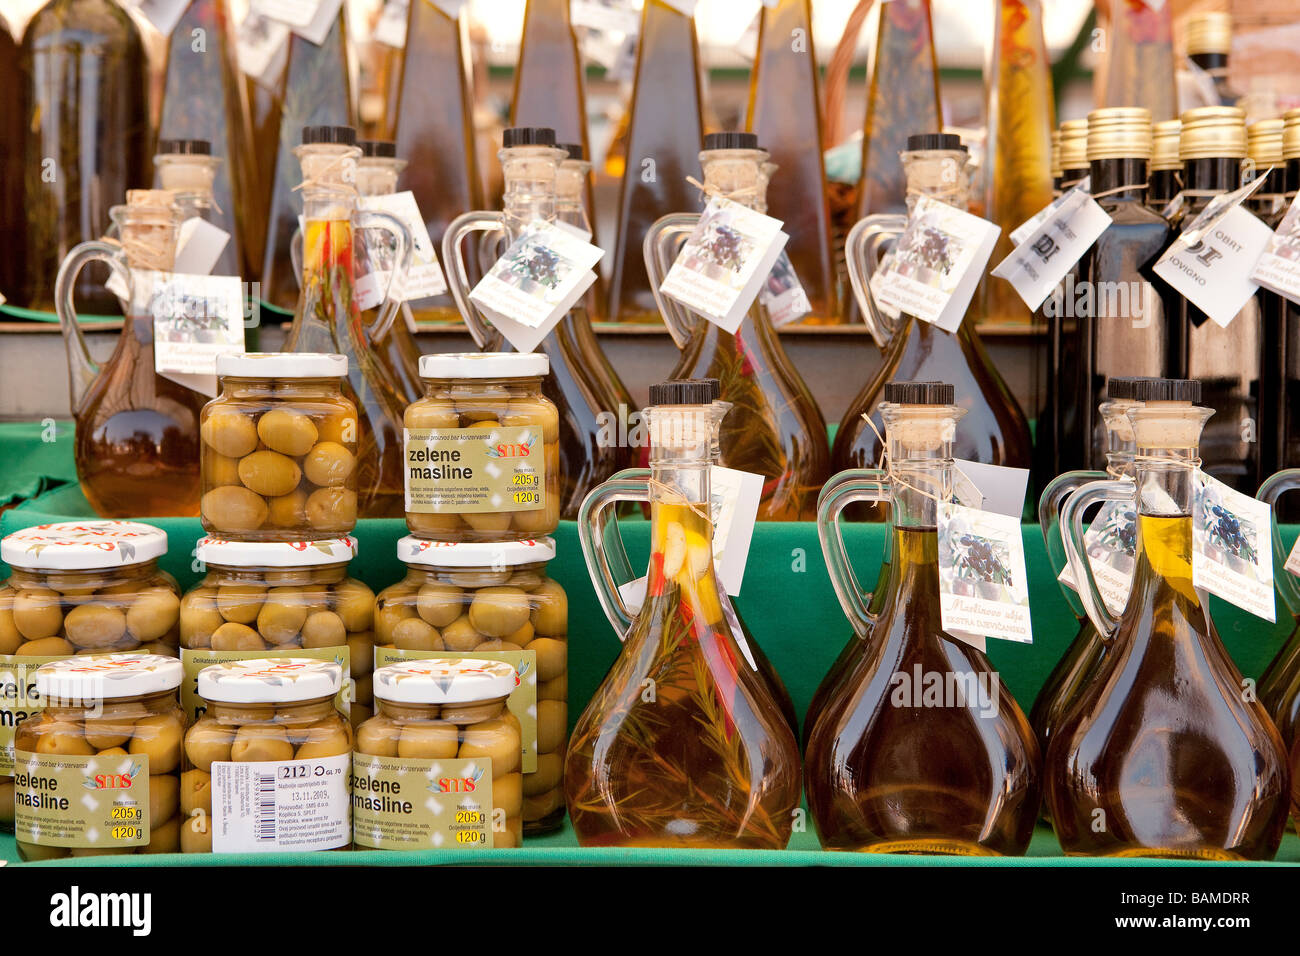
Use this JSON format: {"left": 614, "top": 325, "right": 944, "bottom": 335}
{"left": 418, "top": 352, "right": 549, "bottom": 379}
{"left": 36, "top": 653, "right": 183, "bottom": 702}
{"left": 2, "top": 521, "right": 168, "bottom": 571}
{"left": 373, "top": 658, "right": 517, "bottom": 705}
{"left": 195, "top": 536, "right": 358, "bottom": 568}
{"left": 198, "top": 657, "right": 343, "bottom": 704}
{"left": 398, "top": 536, "right": 556, "bottom": 568}
{"left": 216, "top": 352, "right": 347, "bottom": 379}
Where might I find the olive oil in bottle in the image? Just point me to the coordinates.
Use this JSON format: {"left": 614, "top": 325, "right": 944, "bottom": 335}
{"left": 1184, "top": 12, "right": 1236, "bottom": 107}
{"left": 1248, "top": 120, "right": 1288, "bottom": 482}
{"left": 1146, "top": 119, "right": 1182, "bottom": 212}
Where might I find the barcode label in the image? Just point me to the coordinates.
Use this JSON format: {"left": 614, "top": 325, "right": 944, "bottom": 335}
{"left": 210, "top": 754, "right": 350, "bottom": 853}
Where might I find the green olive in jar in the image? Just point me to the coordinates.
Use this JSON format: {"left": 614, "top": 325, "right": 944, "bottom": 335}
{"left": 374, "top": 597, "right": 416, "bottom": 645}
{"left": 210, "top": 622, "right": 267, "bottom": 651}
{"left": 306, "top": 487, "right": 358, "bottom": 532}
{"left": 180, "top": 769, "right": 211, "bottom": 813}
{"left": 416, "top": 582, "right": 463, "bottom": 628}
{"left": 130, "top": 713, "right": 184, "bottom": 774}
{"left": 149, "top": 774, "right": 180, "bottom": 823}
{"left": 257, "top": 408, "right": 319, "bottom": 457}
{"left": 231, "top": 725, "right": 294, "bottom": 763}
{"left": 202, "top": 410, "right": 259, "bottom": 458}
{"left": 180, "top": 592, "right": 224, "bottom": 648}
{"left": 126, "top": 588, "right": 181, "bottom": 642}
{"left": 0, "top": 594, "right": 21, "bottom": 655}
{"left": 397, "top": 721, "right": 459, "bottom": 759}
{"left": 83, "top": 715, "right": 135, "bottom": 750}
{"left": 207, "top": 453, "right": 243, "bottom": 488}
{"left": 356, "top": 715, "right": 399, "bottom": 756}
{"left": 63, "top": 603, "right": 128, "bottom": 649}
{"left": 503, "top": 398, "right": 560, "bottom": 444}
{"left": 391, "top": 617, "right": 443, "bottom": 650}
{"left": 461, "top": 513, "right": 513, "bottom": 534}
{"left": 16, "top": 637, "right": 75, "bottom": 656}
{"left": 13, "top": 588, "right": 63, "bottom": 641}
{"left": 257, "top": 589, "right": 308, "bottom": 644}
{"left": 266, "top": 489, "right": 309, "bottom": 528}
{"left": 302, "top": 441, "right": 356, "bottom": 487}
{"left": 332, "top": 579, "right": 375, "bottom": 633}
{"left": 530, "top": 579, "right": 568, "bottom": 637}
{"left": 202, "top": 486, "right": 269, "bottom": 533}
{"left": 301, "top": 611, "right": 346, "bottom": 648}
{"left": 216, "top": 585, "right": 265, "bottom": 625}
{"left": 35, "top": 721, "right": 93, "bottom": 756}
{"left": 458, "top": 719, "right": 519, "bottom": 776}
{"left": 181, "top": 816, "right": 212, "bottom": 853}
{"left": 404, "top": 402, "right": 459, "bottom": 429}
{"left": 467, "top": 587, "right": 532, "bottom": 638}
{"left": 238, "top": 450, "right": 302, "bottom": 498}
{"left": 296, "top": 720, "right": 351, "bottom": 759}
{"left": 441, "top": 616, "right": 483, "bottom": 652}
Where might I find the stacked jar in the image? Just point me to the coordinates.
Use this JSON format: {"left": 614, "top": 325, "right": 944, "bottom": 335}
{"left": 395, "top": 353, "right": 569, "bottom": 837}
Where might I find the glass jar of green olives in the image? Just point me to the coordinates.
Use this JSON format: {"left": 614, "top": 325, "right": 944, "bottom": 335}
{"left": 355, "top": 658, "right": 523, "bottom": 849}
{"left": 181, "top": 658, "right": 353, "bottom": 853}
{"left": 13, "top": 653, "right": 185, "bottom": 860}
{"left": 0, "top": 521, "right": 180, "bottom": 832}
{"left": 180, "top": 536, "right": 375, "bottom": 728}
{"left": 404, "top": 353, "right": 559, "bottom": 541}
{"left": 201, "top": 353, "right": 359, "bottom": 540}
{"left": 373, "top": 536, "right": 568, "bottom": 833}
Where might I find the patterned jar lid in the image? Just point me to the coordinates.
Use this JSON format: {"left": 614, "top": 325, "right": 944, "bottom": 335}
{"left": 36, "top": 653, "right": 183, "bottom": 701}
{"left": 2, "top": 521, "right": 168, "bottom": 571}
{"left": 373, "top": 658, "right": 517, "bottom": 705}
{"left": 197, "top": 657, "right": 343, "bottom": 704}
{"left": 195, "top": 535, "right": 357, "bottom": 569}
{"left": 397, "top": 536, "right": 555, "bottom": 568}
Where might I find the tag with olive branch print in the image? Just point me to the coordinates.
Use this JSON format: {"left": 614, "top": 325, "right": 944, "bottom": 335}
{"left": 937, "top": 502, "right": 1033, "bottom": 645}
{"left": 1192, "top": 471, "right": 1274, "bottom": 622}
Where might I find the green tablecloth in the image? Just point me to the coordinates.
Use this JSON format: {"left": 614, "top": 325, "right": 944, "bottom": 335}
{"left": 0, "top": 420, "right": 77, "bottom": 508}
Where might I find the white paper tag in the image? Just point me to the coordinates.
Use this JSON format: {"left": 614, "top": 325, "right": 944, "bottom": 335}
{"left": 867, "top": 250, "right": 902, "bottom": 324}
{"left": 372, "top": 0, "right": 408, "bottom": 47}
{"left": 735, "top": 9, "right": 762, "bottom": 61}
{"left": 1010, "top": 177, "right": 1090, "bottom": 246}
{"left": 993, "top": 189, "right": 1112, "bottom": 311}
{"left": 570, "top": 0, "right": 640, "bottom": 34}
{"left": 759, "top": 250, "right": 812, "bottom": 326}
{"left": 871, "top": 195, "right": 1000, "bottom": 334}
{"left": 469, "top": 220, "right": 604, "bottom": 353}
{"left": 1284, "top": 534, "right": 1300, "bottom": 579}
{"left": 130, "top": 0, "right": 190, "bottom": 35}
{"left": 143, "top": 271, "right": 247, "bottom": 396}
{"left": 952, "top": 459, "right": 1029, "bottom": 518}
{"left": 174, "top": 218, "right": 233, "bottom": 277}
{"left": 1251, "top": 191, "right": 1300, "bottom": 305}
{"left": 938, "top": 502, "right": 1033, "bottom": 645}
{"left": 1057, "top": 498, "right": 1137, "bottom": 617}
{"left": 659, "top": 195, "right": 788, "bottom": 335}
{"left": 357, "top": 192, "right": 448, "bottom": 305}
{"left": 210, "top": 752, "right": 350, "bottom": 853}
{"left": 237, "top": 10, "right": 291, "bottom": 85}
{"left": 1192, "top": 471, "right": 1275, "bottom": 622}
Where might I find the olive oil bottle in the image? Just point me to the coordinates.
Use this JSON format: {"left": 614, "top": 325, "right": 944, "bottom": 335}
{"left": 1099, "top": 0, "right": 1176, "bottom": 122}
{"left": 1248, "top": 120, "right": 1288, "bottom": 482}
{"left": 1146, "top": 119, "right": 1182, "bottom": 212}
{"left": 1185, "top": 12, "right": 1236, "bottom": 107}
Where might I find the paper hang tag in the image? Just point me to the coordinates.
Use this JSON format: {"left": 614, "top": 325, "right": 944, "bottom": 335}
{"left": 1057, "top": 498, "right": 1137, "bottom": 617}
{"left": 174, "top": 218, "right": 232, "bottom": 277}
{"left": 1284, "top": 534, "right": 1300, "bottom": 578}
{"left": 992, "top": 188, "right": 1112, "bottom": 311}
{"left": 951, "top": 459, "right": 1030, "bottom": 518}
{"left": 1250, "top": 191, "right": 1300, "bottom": 306}
{"left": 1153, "top": 204, "right": 1273, "bottom": 328}
{"left": 659, "top": 194, "right": 789, "bottom": 335}
{"left": 867, "top": 250, "right": 902, "bottom": 324}
{"left": 355, "top": 192, "right": 448, "bottom": 307}
{"left": 870, "top": 195, "right": 1001, "bottom": 334}
{"left": 469, "top": 220, "right": 604, "bottom": 353}
{"left": 139, "top": 271, "right": 246, "bottom": 397}
{"left": 252, "top": 0, "right": 342, "bottom": 45}
{"left": 237, "top": 11, "right": 291, "bottom": 86}
{"left": 129, "top": 0, "right": 190, "bottom": 36}
{"left": 1010, "top": 177, "right": 1091, "bottom": 246}
{"left": 570, "top": 0, "right": 640, "bottom": 35}
{"left": 938, "top": 501, "right": 1033, "bottom": 646}
{"left": 1192, "top": 471, "right": 1275, "bottom": 622}
{"left": 372, "top": 0, "right": 408, "bottom": 48}
{"left": 759, "top": 250, "right": 813, "bottom": 326}
{"left": 735, "top": 9, "right": 762, "bottom": 61}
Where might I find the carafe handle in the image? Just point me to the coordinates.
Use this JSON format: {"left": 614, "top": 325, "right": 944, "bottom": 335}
{"left": 1257, "top": 469, "right": 1300, "bottom": 618}
{"left": 845, "top": 213, "right": 906, "bottom": 349}
{"left": 643, "top": 212, "right": 702, "bottom": 348}
{"left": 816, "top": 468, "right": 891, "bottom": 634}
{"left": 290, "top": 227, "right": 303, "bottom": 289}
{"left": 1061, "top": 479, "right": 1134, "bottom": 641}
{"left": 578, "top": 476, "right": 653, "bottom": 639}
{"left": 441, "top": 209, "right": 506, "bottom": 350}
{"left": 54, "top": 241, "right": 127, "bottom": 414}
{"left": 354, "top": 209, "right": 413, "bottom": 344}
{"left": 1038, "top": 469, "right": 1108, "bottom": 620}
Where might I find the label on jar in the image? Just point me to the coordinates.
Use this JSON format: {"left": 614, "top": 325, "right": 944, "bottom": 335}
{"left": 375, "top": 648, "right": 538, "bottom": 773}
{"left": 181, "top": 646, "right": 351, "bottom": 724}
{"left": 352, "top": 754, "right": 495, "bottom": 850}
{"left": 0, "top": 655, "right": 67, "bottom": 775}
{"left": 210, "top": 752, "right": 350, "bottom": 852}
{"left": 13, "top": 751, "right": 151, "bottom": 849}
{"left": 403, "top": 426, "right": 545, "bottom": 515}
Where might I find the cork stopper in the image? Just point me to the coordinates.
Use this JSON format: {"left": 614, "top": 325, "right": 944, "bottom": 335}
{"left": 899, "top": 145, "right": 971, "bottom": 210}
{"left": 1248, "top": 119, "right": 1284, "bottom": 167}
{"left": 699, "top": 146, "right": 771, "bottom": 213}
{"left": 1127, "top": 380, "right": 1210, "bottom": 450}
{"left": 1087, "top": 107, "right": 1153, "bottom": 162}
{"left": 556, "top": 157, "right": 591, "bottom": 202}
{"left": 117, "top": 190, "right": 179, "bottom": 272}
{"left": 1179, "top": 106, "right": 1247, "bottom": 161}
{"left": 1151, "top": 120, "right": 1183, "bottom": 171}
{"left": 1185, "top": 12, "right": 1231, "bottom": 57}
{"left": 356, "top": 154, "right": 407, "bottom": 198}
{"left": 1058, "top": 119, "right": 1090, "bottom": 171}
{"left": 880, "top": 401, "right": 966, "bottom": 455}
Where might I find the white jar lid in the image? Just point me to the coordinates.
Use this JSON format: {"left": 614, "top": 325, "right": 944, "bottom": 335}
{"left": 397, "top": 536, "right": 555, "bottom": 568}
{"left": 2, "top": 521, "right": 168, "bottom": 571}
{"left": 197, "top": 657, "right": 343, "bottom": 704}
{"left": 373, "top": 658, "right": 517, "bottom": 705}
{"left": 36, "top": 653, "right": 183, "bottom": 702}
{"left": 216, "top": 352, "right": 348, "bottom": 379}
{"left": 195, "top": 535, "right": 357, "bottom": 568}
{"left": 418, "top": 352, "right": 548, "bottom": 380}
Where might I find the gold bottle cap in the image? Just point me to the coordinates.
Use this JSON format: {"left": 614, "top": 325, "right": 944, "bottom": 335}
{"left": 1050, "top": 129, "right": 1062, "bottom": 179}
{"left": 1283, "top": 108, "right": 1300, "bottom": 161}
{"left": 1247, "top": 119, "right": 1284, "bottom": 167}
{"left": 1151, "top": 120, "right": 1183, "bottom": 170}
{"left": 1087, "top": 107, "right": 1153, "bottom": 162}
{"left": 1178, "top": 106, "right": 1247, "bottom": 161}
{"left": 1058, "top": 119, "right": 1090, "bottom": 172}
{"left": 1185, "top": 12, "right": 1232, "bottom": 57}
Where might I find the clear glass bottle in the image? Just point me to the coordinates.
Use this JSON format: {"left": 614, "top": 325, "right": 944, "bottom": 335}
{"left": 1272, "top": 110, "right": 1300, "bottom": 511}
{"left": 807, "top": 381, "right": 1041, "bottom": 854}
{"left": 153, "top": 138, "right": 228, "bottom": 266}
{"left": 20, "top": 0, "right": 149, "bottom": 313}
{"left": 1146, "top": 119, "right": 1182, "bottom": 212}
{"left": 55, "top": 189, "right": 207, "bottom": 517}
{"left": 1256, "top": 467, "right": 1300, "bottom": 748}
{"left": 834, "top": 134, "right": 1032, "bottom": 504}
{"left": 281, "top": 125, "right": 410, "bottom": 518}
{"left": 644, "top": 133, "right": 830, "bottom": 520}
{"left": 1185, "top": 12, "right": 1236, "bottom": 107}
{"left": 1099, "top": 0, "right": 1176, "bottom": 122}
{"left": 1051, "top": 378, "right": 1289, "bottom": 860}
{"left": 605, "top": 0, "right": 704, "bottom": 324}
{"left": 0, "top": 14, "right": 22, "bottom": 303}
{"left": 568, "top": 380, "right": 802, "bottom": 848}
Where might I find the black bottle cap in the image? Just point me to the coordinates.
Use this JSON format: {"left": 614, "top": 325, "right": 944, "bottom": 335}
{"left": 359, "top": 139, "right": 397, "bottom": 158}
{"left": 1105, "top": 377, "right": 1153, "bottom": 400}
{"left": 649, "top": 378, "right": 721, "bottom": 406}
{"left": 558, "top": 143, "right": 585, "bottom": 160}
{"left": 301, "top": 125, "right": 357, "bottom": 146}
{"left": 884, "top": 381, "right": 956, "bottom": 405}
{"left": 156, "top": 138, "right": 211, "bottom": 156}
{"left": 1130, "top": 378, "right": 1202, "bottom": 403}
{"left": 905, "top": 133, "right": 966, "bottom": 153}
{"left": 704, "top": 132, "right": 759, "bottom": 151}
{"left": 502, "top": 126, "right": 556, "bottom": 148}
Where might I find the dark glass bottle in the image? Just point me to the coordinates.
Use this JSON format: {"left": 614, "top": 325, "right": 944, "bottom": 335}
{"left": 20, "top": 0, "right": 149, "bottom": 313}
{"left": 1185, "top": 12, "right": 1236, "bottom": 107}
{"left": 1277, "top": 110, "right": 1300, "bottom": 480}
{"left": 1248, "top": 120, "right": 1288, "bottom": 481}
{"left": 0, "top": 15, "right": 22, "bottom": 302}
{"left": 1146, "top": 119, "right": 1182, "bottom": 212}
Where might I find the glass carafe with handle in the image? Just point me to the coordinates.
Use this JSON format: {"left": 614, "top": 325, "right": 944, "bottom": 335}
{"left": 442, "top": 126, "right": 625, "bottom": 519}
{"left": 1253, "top": 469, "right": 1300, "bottom": 749}
{"left": 282, "top": 125, "right": 412, "bottom": 519}
{"left": 833, "top": 134, "right": 1032, "bottom": 509}
{"left": 55, "top": 189, "right": 206, "bottom": 517}
{"left": 1050, "top": 378, "right": 1289, "bottom": 860}
{"left": 805, "top": 380, "right": 1041, "bottom": 855}
{"left": 643, "top": 132, "right": 830, "bottom": 521}
{"left": 567, "top": 379, "right": 803, "bottom": 848}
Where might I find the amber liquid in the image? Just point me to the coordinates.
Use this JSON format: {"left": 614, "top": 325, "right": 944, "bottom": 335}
{"left": 567, "top": 501, "right": 802, "bottom": 848}
{"left": 74, "top": 316, "right": 204, "bottom": 517}
{"left": 21, "top": 0, "right": 149, "bottom": 313}
{"left": 727, "top": 596, "right": 797, "bottom": 735}
{"left": 1259, "top": 627, "right": 1300, "bottom": 749}
{"left": 0, "top": 20, "right": 22, "bottom": 302}
{"left": 260, "top": 13, "right": 354, "bottom": 311}
{"left": 606, "top": 0, "right": 704, "bottom": 324}
{"left": 1046, "top": 515, "right": 1290, "bottom": 859}
{"left": 393, "top": 0, "right": 481, "bottom": 324}
{"left": 805, "top": 526, "right": 1040, "bottom": 854}
{"left": 1028, "top": 619, "right": 1105, "bottom": 760}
